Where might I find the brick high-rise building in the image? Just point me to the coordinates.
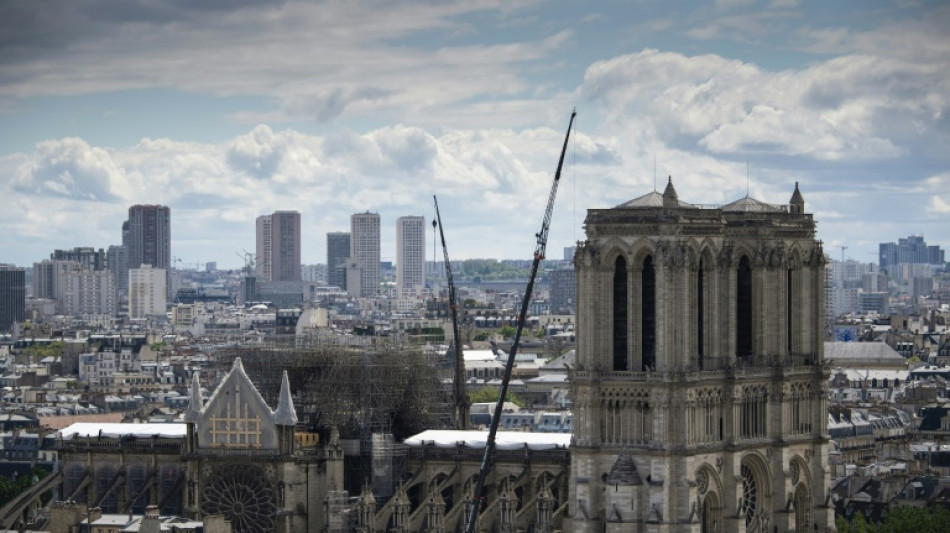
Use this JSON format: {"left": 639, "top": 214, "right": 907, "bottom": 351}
{"left": 256, "top": 211, "right": 301, "bottom": 282}
{"left": 396, "top": 216, "right": 426, "bottom": 296}
{"left": 350, "top": 212, "right": 380, "bottom": 297}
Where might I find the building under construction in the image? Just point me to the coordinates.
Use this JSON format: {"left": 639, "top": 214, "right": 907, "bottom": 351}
{"left": 212, "top": 334, "right": 456, "bottom": 502}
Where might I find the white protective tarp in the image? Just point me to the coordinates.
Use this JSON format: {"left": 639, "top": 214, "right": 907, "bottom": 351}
{"left": 59, "top": 422, "right": 187, "bottom": 440}
{"left": 404, "top": 430, "right": 570, "bottom": 450}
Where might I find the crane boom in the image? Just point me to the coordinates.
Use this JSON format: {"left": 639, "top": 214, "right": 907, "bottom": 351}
{"left": 434, "top": 195, "right": 469, "bottom": 430}
{"left": 464, "top": 109, "right": 575, "bottom": 533}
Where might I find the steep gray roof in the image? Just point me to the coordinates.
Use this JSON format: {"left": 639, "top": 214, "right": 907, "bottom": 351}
{"left": 615, "top": 190, "right": 696, "bottom": 209}
{"left": 825, "top": 342, "right": 905, "bottom": 363}
{"left": 721, "top": 196, "right": 784, "bottom": 212}
{"left": 541, "top": 349, "right": 575, "bottom": 371}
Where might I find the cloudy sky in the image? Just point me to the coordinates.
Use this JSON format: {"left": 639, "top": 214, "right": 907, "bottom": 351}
{"left": 1, "top": 0, "right": 948, "bottom": 269}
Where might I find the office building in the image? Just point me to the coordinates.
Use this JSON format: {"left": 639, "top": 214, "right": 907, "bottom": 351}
{"left": 563, "top": 246, "right": 576, "bottom": 262}
{"left": 128, "top": 265, "right": 166, "bottom": 318}
{"left": 301, "top": 264, "right": 326, "bottom": 284}
{"left": 396, "top": 216, "right": 426, "bottom": 295}
{"left": 256, "top": 211, "right": 301, "bottom": 282}
{"left": 0, "top": 265, "right": 25, "bottom": 332}
{"left": 326, "top": 232, "right": 351, "bottom": 290}
{"left": 51, "top": 247, "right": 107, "bottom": 271}
{"left": 879, "top": 235, "right": 945, "bottom": 270}
{"left": 548, "top": 267, "right": 576, "bottom": 315}
{"left": 59, "top": 268, "right": 116, "bottom": 316}
{"left": 107, "top": 244, "right": 129, "bottom": 297}
{"left": 568, "top": 179, "right": 831, "bottom": 532}
{"left": 127, "top": 205, "right": 171, "bottom": 271}
{"left": 33, "top": 260, "right": 116, "bottom": 315}
{"left": 32, "top": 260, "right": 66, "bottom": 300}
{"left": 350, "top": 212, "right": 380, "bottom": 297}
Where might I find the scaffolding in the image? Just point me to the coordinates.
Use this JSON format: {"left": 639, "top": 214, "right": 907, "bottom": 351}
{"left": 213, "top": 334, "right": 455, "bottom": 501}
{"left": 325, "top": 490, "right": 359, "bottom": 533}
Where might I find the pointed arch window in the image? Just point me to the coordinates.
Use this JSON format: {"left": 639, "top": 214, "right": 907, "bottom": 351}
{"left": 737, "top": 256, "right": 753, "bottom": 358}
{"left": 613, "top": 256, "right": 628, "bottom": 371}
{"left": 787, "top": 267, "right": 793, "bottom": 354}
{"left": 698, "top": 258, "right": 705, "bottom": 369}
{"left": 642, "top": 255, "right": 656, "bottom": 371}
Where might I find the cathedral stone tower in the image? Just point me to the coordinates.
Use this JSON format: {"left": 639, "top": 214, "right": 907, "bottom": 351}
{"left": 567, "top": 179, "right": 832, "bottom": 533}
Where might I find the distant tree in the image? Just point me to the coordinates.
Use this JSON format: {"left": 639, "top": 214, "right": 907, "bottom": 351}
{"left": 459, "top": 323, "right": 476, "bottom": 347}
{"left": 545, "top": 336, "right": 569, "bottom": 362}
{"left": 837, "top": 505, "right": 950, "bottom": 533}
{"left": 843, "top": 511, "right": 875, "bottom": 533}
{"left": 469, "top": 387, "right": 525, "bottom": 407}
{"left": 877, "top": 505, "right": 950, "bottom": 533}
{"left": 22, "top": 341, "right": 65, "bottom": 362}
{"left": 0, "top": 467, "right": 50, "bottom": 507}
{"left": 499, "top": 325, "right": 516, "bottom": 339}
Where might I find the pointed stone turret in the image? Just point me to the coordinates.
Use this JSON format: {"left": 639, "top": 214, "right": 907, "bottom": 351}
{"left": 274, "top": 370, "right": 298, "bottom": 426}
{"left": 183, "top": 373, "right": 202, "bottom": 423}
{"left": 662, "top": 176, "right": 679, "bottom": 208}
{"left": 355, "top": 483, "right": 377, "bottom": 532}
{"left": 605, "top": 450, "right": 643, "bottom": 486}
{"left": 789, "top": 181, "right": 805, "bottom": 213}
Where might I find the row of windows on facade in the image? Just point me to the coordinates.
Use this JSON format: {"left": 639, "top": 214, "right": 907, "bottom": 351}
{"left": 611, "top": 254, "right": 805, "bottom": 371}
{"left": 594, "top": 390, "right": 815, "bottom": 445}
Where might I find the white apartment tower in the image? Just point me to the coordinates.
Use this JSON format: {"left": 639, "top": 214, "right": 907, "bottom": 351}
{"left": 129, "top": 265, "right": 167, "bottom": 318}
{"left": 350, "top": 212, "right": 380, "bottom": 297}
{"left": 396, "top": 216, "right": 426, "bottom": 296}
{"left": 33, "top": 260, "right": 116, "bottom": 315}
{"left": 256, "top": 211, "right": 302, "bottom": 282}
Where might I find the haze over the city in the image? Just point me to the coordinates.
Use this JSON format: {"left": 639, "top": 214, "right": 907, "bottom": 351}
{"left": 1, "top": 0, "right": 947, "bottom": 268}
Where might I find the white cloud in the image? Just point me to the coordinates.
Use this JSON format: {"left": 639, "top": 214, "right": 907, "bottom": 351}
{"left": 13, "top": 138, "right": 127, "bottom": 201}
{"left": 581, "top": 47, "right": 945, "bottom": 160}
{"left": 929, "top": 196, "right": 950, "bottom": 214}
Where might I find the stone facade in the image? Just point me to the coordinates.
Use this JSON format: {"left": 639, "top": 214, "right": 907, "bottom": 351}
{"left": 56, "top": 359, "right": 344, "bottom": 533}
{"left": 566, "top": 179, "right": 833, "bottom": 533}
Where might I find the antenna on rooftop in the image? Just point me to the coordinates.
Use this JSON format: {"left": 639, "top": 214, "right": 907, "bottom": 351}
{"left": 653, "top": 154, "right": 657, "bottom": 191}
{"left": 746, "top": 161, "right": 750, "bottom": 198}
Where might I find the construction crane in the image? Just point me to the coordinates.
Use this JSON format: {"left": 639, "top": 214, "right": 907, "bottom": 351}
{"left": 433, "top": 195, "right": 469, "bottom": 430}
{"left": 235, "top": 250, "right": 255, "bottom": 275}
{"left": 834, "top": 244, "right": 847, "bottom": 263}
{"left": 464, "top": 109, "right": 576, "bottom": 533}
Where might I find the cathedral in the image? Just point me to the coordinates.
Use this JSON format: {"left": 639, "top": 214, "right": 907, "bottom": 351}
{"left": 48, "top": 179, "right": 833, "bottom": 533}
{"left": 566, "top": 179, "right": 832, "bottom": 532}
{"left": 57, "top": 358, "right": 343, "bottom": 532}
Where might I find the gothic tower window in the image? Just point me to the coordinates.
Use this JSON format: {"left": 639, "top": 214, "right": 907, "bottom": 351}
{"left": 737, "top": 256, "right": 753, "bottom": 358}
{"left": 787, "top": 268, "right": 793, "bottom": 354}
{"left": 642, "top": 255, "right": 656, "bottom": 371}
{"left": 698, "top": 258, "right": 705, "bottom": 369}
{"left": 793, "top": 482, "right": 811, "bottom": 532}
{"left": 613, "top": 256, "right": 628, "bottom": 371}
{"left": 701, "top": 491, "right": 721, "bottom": 533}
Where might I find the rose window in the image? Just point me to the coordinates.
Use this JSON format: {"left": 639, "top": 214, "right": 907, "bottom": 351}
{"left": 739, "top": 464, "right": 758, "bottom": 527}
{"left": 201, "top": 464, "right": 276, "bottom": 533}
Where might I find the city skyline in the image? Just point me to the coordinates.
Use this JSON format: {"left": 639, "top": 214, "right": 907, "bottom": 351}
{"left": 1, "top": 1, "right": 948, "bottom": 268}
